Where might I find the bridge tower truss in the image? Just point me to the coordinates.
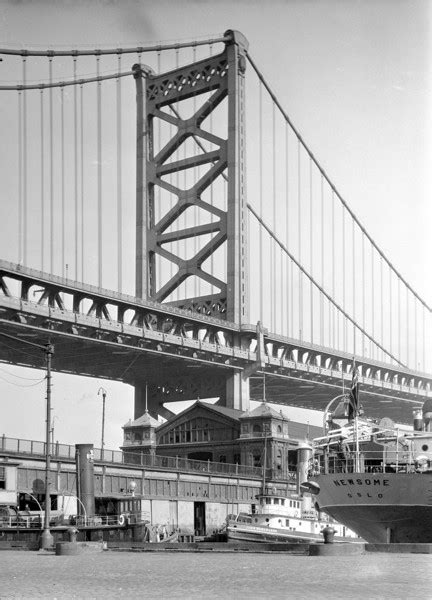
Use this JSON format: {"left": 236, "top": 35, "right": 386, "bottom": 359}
{"left": 134, "top": 30, "right": 249, "bottom": 326}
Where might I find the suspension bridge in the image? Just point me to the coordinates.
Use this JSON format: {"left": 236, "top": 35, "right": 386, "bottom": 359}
{"left": 0, "top": 30, "right": 430, "bottom": 424}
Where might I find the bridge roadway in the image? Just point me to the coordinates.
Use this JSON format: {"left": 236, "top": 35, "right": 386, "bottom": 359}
{"left": 0, "top": 260, "right": 430, "bottom": 423}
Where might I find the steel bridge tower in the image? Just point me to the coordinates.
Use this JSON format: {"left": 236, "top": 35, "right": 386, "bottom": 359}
{"left": 133, "top": 31, "right": 251, "bottom": 418}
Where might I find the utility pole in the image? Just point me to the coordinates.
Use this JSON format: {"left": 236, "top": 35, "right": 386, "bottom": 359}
{"left": 0, "top": 332, "right": 55, "bottom": 549}
{"left": 40, "top": 343, "right": 54, "bottom": 550}
{"left": 98, "top": 387, "right": 107, "bottom": 458}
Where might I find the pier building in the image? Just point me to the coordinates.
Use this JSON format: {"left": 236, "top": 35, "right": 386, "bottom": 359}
{"left": 0, "top": 402, "right": 320, "bottom": 539}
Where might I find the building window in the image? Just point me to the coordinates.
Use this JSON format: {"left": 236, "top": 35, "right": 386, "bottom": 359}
{"left": 277, "top": 425, "right": 282, "bottom": 434}
{"left": 276, "top": 449, "right": 282, "bottom": 470}
{"left": 0, "top": 467, "right": 5, "bottom": 490}
{"left": 253, "top": 454, "right": 261, "bottom": 467}
{"left": 219, "top": 455, "right": 226, "bottom": 463}
{"left": 253, "top": 424, "right": 261, "bottom": 434}
{"left": 233, "top": 453, "right": 241, "bottom": 465}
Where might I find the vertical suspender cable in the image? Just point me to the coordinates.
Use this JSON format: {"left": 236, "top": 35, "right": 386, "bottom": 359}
{"left": 398, "top": 276, "right": 401, "bottom": 363}
{"left": 96, "top": 54, "right": 102, "bottom": 288}
{"left": 309, "top": 158, "right": 313, "bottom": 344}
{"left": 371, "top": 244, "right": 375, "bottom": 359}
{"left": 272, "top": 102, "right": 276, "bottom": 331}
{"left": 80, "top": 83, "right": 84, "bottom": 282}
{"left": 414, "top": 298, "right": 417, "bottom": 369}
{"left": 22, "top": 57, "right": 27, "bottom": 266}
{"left": 422, "top": 306, "right": 425, "bottom": 371}
{"left": 259, "top": 81, "right": 263, "bottom": 323}
{"left": 352, "top": 218, "right": 355, "bottom": 354}
{"left": 380, "top": 255, "right": 383, "bottom": 361}
{"left": 117, "top": 52, "right": 123, "bottom": 293}
{"left": 40, "top": 90, "right": 45, "bottom": 270}
{"left": 297, "top": 138, "right": 302, "bottom": 340}
{"left": 60, "top": 85, "right": 65, "bottom": 278}
{"left": 73, "top": 56, "right": 78, "bottom": 280}
{"left": 342, "top": 208, "right": 345, "bottom": 351}
{"left": 18, "top": 89, "right": 22, "bottom": 265}
{"left": 362, "top": 231, "right": 365, "bottom": 357}
{"left": 285, "top": 122, "right": 289, "bottom": 337}
{"left": 320, "top": 175, "right": 324, "bottom": 346}
{"left": 389, "top": 264, "right": 392, "bottom": 358}
{"left": 49, "top": 57, "right": 54, "bottom": 275}
{"left": 290, "top": 260, "right": 294, "bottom": 337}
{"left": 406, "top": 286, "right": 409, "bottom": 367}
{"left": 331, "top": 189, "right": 335, "bottom": 349}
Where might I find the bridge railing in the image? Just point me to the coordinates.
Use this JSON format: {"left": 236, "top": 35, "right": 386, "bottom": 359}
{"left": 0, "top": 435, "right": 269, "bottom": 480}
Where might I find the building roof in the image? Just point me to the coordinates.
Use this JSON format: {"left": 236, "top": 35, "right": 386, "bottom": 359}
{"left": 123, "top": 410, "right": 160, "bottom": 429}
{"left": 240, "top": 402, "right": 286, "bottom": 420}
{"left": 200, "top": 402, "right": 244, "bottom": 421}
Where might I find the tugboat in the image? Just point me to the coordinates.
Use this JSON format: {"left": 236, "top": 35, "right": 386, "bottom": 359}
{"left": 226, "top": 484, "right": 358, "bottom": 543}
{"left": 227, "top": 438, "right": 358, "bottom": 544}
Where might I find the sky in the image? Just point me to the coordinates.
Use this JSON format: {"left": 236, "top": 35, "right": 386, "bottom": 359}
{"left": 0, "top": 0, "right": 430, "bottom": 449}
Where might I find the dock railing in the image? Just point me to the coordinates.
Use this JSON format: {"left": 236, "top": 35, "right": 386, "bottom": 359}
{"left": 0, "top": 434, "right": 271, "bottom": 480}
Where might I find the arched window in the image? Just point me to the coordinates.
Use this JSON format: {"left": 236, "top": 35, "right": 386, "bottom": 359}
{"left": 253, "top": 424, "right": 261, "bottom": 433}
{"left": 276, "top": 449, "right": 282, "bottom": 470}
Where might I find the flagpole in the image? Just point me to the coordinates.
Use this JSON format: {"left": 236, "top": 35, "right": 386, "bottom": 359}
{"left": 352, "top": 357, "right": 360, "bottom": 472}
{"left": 354, "top": 413, "right": 360, "bottom": 472}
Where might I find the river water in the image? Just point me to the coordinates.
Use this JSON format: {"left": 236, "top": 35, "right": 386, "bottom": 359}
{"left": 0, "top": 550, "right": 431, "bottom": 599}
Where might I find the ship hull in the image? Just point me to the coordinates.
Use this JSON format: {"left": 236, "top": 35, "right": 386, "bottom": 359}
{"left": 310, "top": 472, "right": 432, "bottom": 543}
{"left": 227, "top": 523, "right": 323, "bottom": 544}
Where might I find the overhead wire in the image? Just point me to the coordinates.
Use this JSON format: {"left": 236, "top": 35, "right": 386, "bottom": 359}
{"left": 0, "top": 366, "right": 45, "bottom": 380}
{"left": 0, "top": 374, "right": 45, "bottom": 388}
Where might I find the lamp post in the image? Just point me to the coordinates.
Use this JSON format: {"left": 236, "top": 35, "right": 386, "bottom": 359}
{"left": 98, "top": 387, "right": 107, "bottom": 458}
{"left": 323, "top": 393, "right": 348, "bottom": 434}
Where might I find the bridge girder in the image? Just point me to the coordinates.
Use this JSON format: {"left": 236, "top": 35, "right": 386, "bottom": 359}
{"left": 0, "top": 260, "right": 430, "bottom": 425}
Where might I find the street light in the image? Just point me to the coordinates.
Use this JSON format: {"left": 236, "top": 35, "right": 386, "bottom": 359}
{"left": 323, "top": 393, "right": 348, "bottom": 434}
{"left": 98, "top": 387, "right": 107, "bottom": 458}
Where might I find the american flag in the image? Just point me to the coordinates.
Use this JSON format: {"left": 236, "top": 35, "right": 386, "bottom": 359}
{"left": 348, "top": 360, "right": 359, "bottom": 420}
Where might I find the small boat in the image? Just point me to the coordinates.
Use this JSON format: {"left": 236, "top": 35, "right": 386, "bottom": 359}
{"left": 226, "top": 484, "right": 359, "bottom": 544}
